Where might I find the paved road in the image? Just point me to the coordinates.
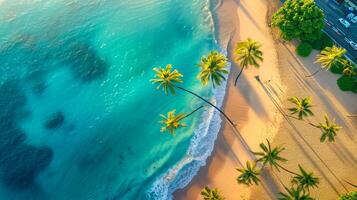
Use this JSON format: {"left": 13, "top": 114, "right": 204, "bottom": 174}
{"left": 315, "top": 0, "right": 357, "bottom": 60}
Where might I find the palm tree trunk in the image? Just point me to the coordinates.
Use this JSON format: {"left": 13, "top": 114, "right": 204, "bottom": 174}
{"left": 306, "top": 68, "right": 323, "bottom": 77}
{"left": 276, "top": 163, "right": 299, "bottom": 176}
{"left": 181, "top": 105, "right": 204, "bottom": 120}
{"left": 308, "top": 122, "right": 319, "bottom": 128}
{"left": 175, "top": 85, "right": 236, "bottom": 127}
{"left": 234, "top": 66, "right": 245, "bottom": 86}
{"left": 344, "top": 180, "right": 357, "bottom": 188}
{"left": 285, "top": 114, "right": 301, "bottom": 121}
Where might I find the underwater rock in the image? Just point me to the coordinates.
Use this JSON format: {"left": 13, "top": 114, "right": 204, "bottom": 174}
{"left": 32, "top": 81, "right": 47, "bottom": 95}
{"left": 67, "top": 43, "right": 108, "bottom": 81}
{"left": 45, "top": 112, "right": 65, "bottom": 129}
{"left": 0, "top": 80, "right": 53, "bottom": 189}
{"left": 1, "top": 145, "right": 53, "bottom": 189}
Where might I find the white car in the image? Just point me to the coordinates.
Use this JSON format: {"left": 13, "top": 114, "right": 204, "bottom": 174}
{"left": 347, "top": 13, "right": 357, "bottom": 23}
{"left": 349, "top": 41, "right": 357, "bottom": 51}
{"left": 339, "top": 18, "right": 351, "bottom": 28}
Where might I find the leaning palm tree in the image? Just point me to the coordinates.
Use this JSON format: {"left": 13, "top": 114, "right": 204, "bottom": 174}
{"left": 200, "top": 186, "right": 225, "bottom": 200}
{"left": 288, "top": 97, "right": 314, "bottom": 120}
{"left": 151, "top": 59, "right": 235, "bottom": 126}
{"left": 159, "top": 106, "right": 203, "bottom": 135}
{"left": 314, "top": 115, "right": 341, "bottom": 143}
{"left": 236, "top": 161, "right": 261, "bottom": 186}
{"left": 254, "top": 139, "right": 298, "bottom": 175}
{"left": 278, "top": 186, "right": 315, "bottom": 200}
{"left": 198, "top": 51, "right": 229, "bottom": 87}
{"left": 292, "top": 165, "right": 319, "bottom": 192}
{"left": 307, "top": 45, "right": 346, "bottom": 77}
{"left": 234, "top": 38, "right": 263, "bottom": 85}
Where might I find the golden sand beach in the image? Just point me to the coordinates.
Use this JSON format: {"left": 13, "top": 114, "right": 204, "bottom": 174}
{"left": 174, "top": 0, "right": 357, "bottom": 199}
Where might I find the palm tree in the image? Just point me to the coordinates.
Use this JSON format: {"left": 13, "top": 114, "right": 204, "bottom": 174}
{"left": 159, "top": 106, "right": 203, "bottom": 135}
{"left": 198, "top": 51, "right": 229, "bottom": 87}
{"left": 288, "top": 97, "right": 314, "bottom": 120}
{"left": 234, "top": 38, "right": 263, "bottom": 85}
{"left": 278, "top": 186, "right": 315, "bottom": 200}
{"left": 151, "top": 60, "right": 235, "bottom": 126}
{"left": 314, "top": 115, "right": 341, "bottom": 143}
{"left": 236, "top": 161, "right": 261, "bottom": 186}
{"left": 292, "top": 165, "right": 319, "bottom": 192}
{"left": 200, "top": 186, "right": 225, "bottom": 200}
{"left": 307, "top": 45, "right": 346, "bottom": 77}
{"left": 254, "top": 139, "right": 298, "bottom": 175}
{"left": 341, "top": 59, "right": 356, "bottom": 77}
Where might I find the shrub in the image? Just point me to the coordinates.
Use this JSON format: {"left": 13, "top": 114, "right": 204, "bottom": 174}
{"left": 337, "top": 76, "right": 357, "bottom": 93}
{"left": 330, "top": 61, "right": 344, "bottom": 74}
{"left": 339, "top": 191, "right": 357, "bottom": 200}
{"left": 310, "top": 33, "right": 333, "bottom": 50}
{"left": 296, "top": 42, "right": 313, "bottom": 57}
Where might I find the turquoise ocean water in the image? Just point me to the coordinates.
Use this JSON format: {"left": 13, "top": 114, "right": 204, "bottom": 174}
{"left": 0, "top": 0, "right": 227, "bottom": 199}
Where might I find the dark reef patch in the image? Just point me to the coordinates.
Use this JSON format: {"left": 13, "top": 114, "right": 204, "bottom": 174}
{"left": 1, "top": 145, "right": 53, "bottom": 189}
{"left": 44, "top": 112, "right": 65, "bottom": 129}
{"left": 66, "top": 43, "right": 108, "bottom": 81}
{"left": 0, "top": 80, "right": 53, "bottom": 189}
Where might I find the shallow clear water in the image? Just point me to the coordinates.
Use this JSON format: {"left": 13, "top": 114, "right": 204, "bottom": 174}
{"left": 0, "top": 0, "right": 217, "bottom": 199}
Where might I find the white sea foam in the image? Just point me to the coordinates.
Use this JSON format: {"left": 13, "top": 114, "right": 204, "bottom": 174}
{"left": 146, "top": 0, "right": 230, "bottom": 199}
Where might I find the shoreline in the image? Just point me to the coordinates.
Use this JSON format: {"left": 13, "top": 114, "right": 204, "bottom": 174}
{"left": 147, "top": 0, "right": 234, "bottom": 198}
{"left": 174, "top": 0, "right": 285, "bottom": 199}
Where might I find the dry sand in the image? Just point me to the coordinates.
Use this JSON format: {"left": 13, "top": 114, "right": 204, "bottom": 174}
{"left": 174, "top": 0, "right": 357, "bottom": 199}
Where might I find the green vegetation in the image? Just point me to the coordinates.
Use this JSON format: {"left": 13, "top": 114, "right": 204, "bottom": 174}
{"left": 315, "top": 115, "right": 341, "bottom": 143}
{"left": 292, "top": 165, "right": 319, "bottom": 192}
{"left": 307, "top": 45, "right": 346, "bottom": 77}
{"left": 288, "top": 97, "right": 314, "bottom": 120}
{"left": 272, "top": 0, "right": 324, "bottom": 41}
{"left": 309, "top": 32, "right": 333, "bottom": 50}
{"left": 236, "top": 161, "right": 261, "bottom": 186}
{"left": 339, "top": 191, "right": 357, "bottom": 200}
{"left": 278, "top": 186, "right": 315, "bottom": 200}
{"left": 253, "top": 140, "right": 296, "bottom": 174}
{"left": 234, "top": 38, "right": 263, "bottom": 85}
{"left": 198, "top": 51, "right": 229, "bottom": 87}
{"left": 151, "top": 52, "right": 236, "bottom": 127}
{"left": 200, "top": 186, "right": 225, "bottom": 200}
{"left": 296, "top": 42, "right": 313, "bottom": 57}
{"left": 330, "top": 61, "right": 345, "bottom": 74}
{"left": 159, "top": 110, "right": 186, "bottom": 135}
{"left": 337, "top": 76, "right": 357, "bottom": 93}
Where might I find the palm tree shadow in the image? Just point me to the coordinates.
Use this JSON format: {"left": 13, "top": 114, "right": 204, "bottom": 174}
{"left": 226, "top": 44, "right": 270, "bottom": 120}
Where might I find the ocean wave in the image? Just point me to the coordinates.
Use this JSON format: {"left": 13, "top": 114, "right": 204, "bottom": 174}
{"left": 146, "top": 1, "right": 231, "bottom": 198}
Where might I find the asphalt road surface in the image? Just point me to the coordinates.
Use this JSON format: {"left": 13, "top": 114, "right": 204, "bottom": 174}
{"left": 315, "top": 0, "right": 357, "bottom": 60}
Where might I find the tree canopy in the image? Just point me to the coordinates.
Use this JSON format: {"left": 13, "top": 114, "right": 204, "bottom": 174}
{"left": 272, "top": 0, "right": 325, "bottom": 41}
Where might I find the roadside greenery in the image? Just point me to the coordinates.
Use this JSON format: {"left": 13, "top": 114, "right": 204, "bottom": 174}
{"left": 272, "top": 0, "right": 324, "bottom": 42}
{"left": 296, "top": 42, "right": 313, "bottom": 57}
{"left": 309, "top": 32, "right": 333, "bottom": 51}
{"left": 337, "top": 76, "right": 357, "bottom": 93}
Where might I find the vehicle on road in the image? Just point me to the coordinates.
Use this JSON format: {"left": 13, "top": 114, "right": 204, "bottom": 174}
{"left": 349, "top": 41, "right": 357, "bottom": 51}
{"left": 339, "top": 18, "right": 351, "bottom": 28}
{"left": 346, "top": 13, "right": 357, "bottom": 23}
{"left": 344, "top": 38, "right": 357, "bottom": 51}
